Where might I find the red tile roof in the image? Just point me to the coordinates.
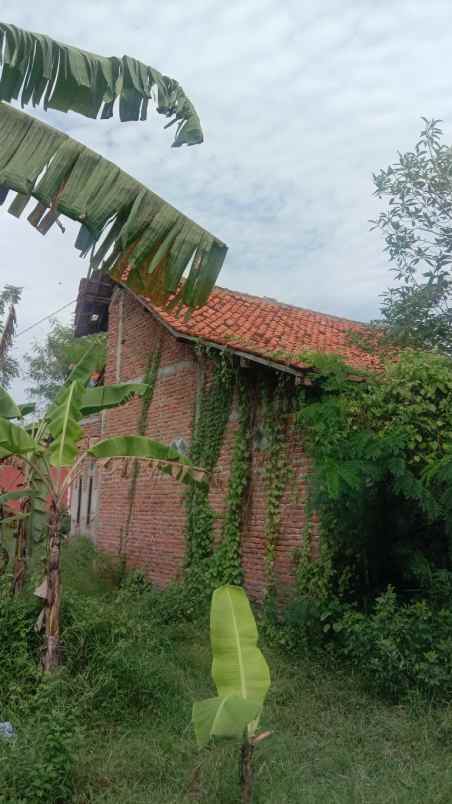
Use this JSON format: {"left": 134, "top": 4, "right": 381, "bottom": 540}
{"left": 138, "top": 286, "right": 381, "bottom": 373}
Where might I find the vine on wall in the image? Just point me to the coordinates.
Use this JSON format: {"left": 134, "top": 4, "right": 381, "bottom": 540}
{"left": 185, "top": 351, "right": 235, "bottom": 583}
{"left": 262, "top": 378, "right": 291, "bottom": 585}
{"left": 120, "top": 346, "right": 161, "bottom": 555}
{"left": 209, "top": 378, "right": 253, "bottom": 586}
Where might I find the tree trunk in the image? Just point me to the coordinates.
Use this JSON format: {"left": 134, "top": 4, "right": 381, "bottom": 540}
{"left": 12, "top": 516, "right": 27, "bottom": 594}
{"left": 41, "top": 503, "right": 63, "bottom": 672}
{"left": 239, "top": 735, "right": 255, "bottom": 804}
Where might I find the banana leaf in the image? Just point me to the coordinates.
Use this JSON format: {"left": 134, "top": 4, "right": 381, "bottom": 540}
{"left": 192, "top": 585, "right": 270, "bottom": 747}
{"left": 18, "top": 403, "right": 36, "bottom": 417}
{"left": 0, "top": 418, "right": 40, "bottom": 457}
{"left": 46, "top": 381, "right": 84, "bottom": 467}
{"left": 0, "top": 102, "right": 227, "bottom": 309}
{"left": 0, "top": 489, "right": 36, "bottom": 505}
{"left": 27, "top": 456, "right": 50, "bottom": 545}
{"left": 192, "top": 695, "right": 261, "bottom": 748}
{"left": 0, "top": 22, "right": 203, "bottom": 147}
{"left": 80, "top": 383, "right": 148, "bottom": 416}
{"left": 88, "top": 435, "right": 207, "bottom": 485}
{"left": 0, "top": 385, "right": 22, "bottom": 419}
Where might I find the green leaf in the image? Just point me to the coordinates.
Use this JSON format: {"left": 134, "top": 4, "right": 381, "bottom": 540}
{"left": 211, "top": 586, "right": 270, "bottom": 704}
{"left": 0, "top": 512, "right": 31, "bottom": 526}
{"left": 88, "top": 435, "right": 207, "bottom": 485}
{"left": 65, "top": 342, "right": 102, "bottom": 387}
{"left": 0, "top": 418, "right": 39, "bottom": 457}
{"left": 192, "top": 586, "right": 270, "bottom": 748}
{"left": 0, "top": 385, "right": 22, "bottom": 419}
{"left": 192, "top": 695, "right": 262, "bottom": 748}
{"left": 80, "top": 383, "right": 148, "bottom": 416}
{"left": 27, "top": 456, "right": 50, "bottom": 545}
{"left": 46, "top": 380, "right": 84, "bottom": 467}
{"left": 17, "top": 402, "right": 36, "bottom": 417}
{"left": 0, "top": 489, "right": 36, "bottom": 505}
{"left": 0, "top": 22, "right": 204, "bottom": 147}
{"left": 0, "top": 102, "right": 226, "bottom": 309}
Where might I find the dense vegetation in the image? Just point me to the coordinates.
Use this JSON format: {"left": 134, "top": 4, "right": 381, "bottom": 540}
{"left": 373, "top": 118, "right": 452, "bottom": 355}
{"left": 2, "top": 538, "right": 452, "bottom": 804}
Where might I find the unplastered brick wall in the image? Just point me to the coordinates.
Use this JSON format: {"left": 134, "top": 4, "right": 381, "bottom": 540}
{"left": 91, "top": 288, "right": 313, "bottom": 600}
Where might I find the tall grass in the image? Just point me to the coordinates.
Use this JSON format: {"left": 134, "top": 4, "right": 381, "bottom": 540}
{"left": 1, "top": 537, "right": 452, "bottom": 802}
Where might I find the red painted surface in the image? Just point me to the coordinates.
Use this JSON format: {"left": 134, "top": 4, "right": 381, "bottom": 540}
{"left": 0, "top": 464, "right": 70, "bottom": 508}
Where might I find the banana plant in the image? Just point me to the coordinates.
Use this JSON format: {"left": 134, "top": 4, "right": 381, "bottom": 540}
{"left": 192, "top": 585, "right": 271, "bottom": 804}
{"left": 0, "top": 342, "right": 206, "bottom": 671}
{"left": 0, "top": 23, "right": 228, "bottom": 311}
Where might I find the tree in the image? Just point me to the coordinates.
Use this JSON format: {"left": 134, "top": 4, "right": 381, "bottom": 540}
{"left": 0, "top": 285, "right": 22, "bottom": 388}
{"left": 24, "top": 322, "right": 106, "bottom": 407}
{"left": 372, "top": 119, "right": 452, "bottom": 355}
{"left": 0, "top": 24, "right": 227, "bottom": 310}
{"left": 0, "top": 342, "right": 206, "bottom": 670}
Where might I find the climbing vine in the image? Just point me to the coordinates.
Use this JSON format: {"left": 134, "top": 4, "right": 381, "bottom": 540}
{"left": 262, "top": 378, "right": 291, "bottom": 585}
{"left": 185, "top": 351, "right": 235, "bottom": 587}
{"left": 120, "top": 345, "right": 161, "bottom": 555}
{"left": 209, "top": 378, "right": 253, "bottom": 586}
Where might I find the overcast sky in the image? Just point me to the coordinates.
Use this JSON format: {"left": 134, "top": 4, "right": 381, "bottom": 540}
{"left": 2, "top": 1, "right": 452, "bottom": 399}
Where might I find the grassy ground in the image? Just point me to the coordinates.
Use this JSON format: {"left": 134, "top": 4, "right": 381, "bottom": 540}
{"left": 2, "top": 538, "right": 452, "bottom": 803}
{"left": 73, "top": 639, "right": 452, "bottom": 804}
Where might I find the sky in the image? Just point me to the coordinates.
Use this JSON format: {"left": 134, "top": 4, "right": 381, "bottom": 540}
{"left": 2, "top": 0, "right": 452, "bottom": 400}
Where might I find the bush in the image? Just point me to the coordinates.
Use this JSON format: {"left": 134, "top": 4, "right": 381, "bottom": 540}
{"left": 0, "top": 593, "right": 40, "bottom": 709}
{"left": 60, "top": 587, "right": 186, "bottom": 720}
{"left": 0, "top": 684, "right": 79, "bottom": 803}
{"left": 277, "top": 585, "right": 452, "bottom": 702}
{"left": 333, "top": 587, "right": 452, "bottom": 701}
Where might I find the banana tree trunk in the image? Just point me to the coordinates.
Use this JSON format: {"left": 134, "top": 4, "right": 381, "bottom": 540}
{"left": 240, "top": 735, "right": 255, "bottom": 804}
{"left": 11, "top": 514, "right": 27, "bottom": 594}
{"left": 42, "top": 502, "right": 63, "bottom": 672}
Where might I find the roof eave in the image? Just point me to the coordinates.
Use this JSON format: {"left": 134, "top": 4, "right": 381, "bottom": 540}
{"left": 122, "top": 285, "right": 308, "bottom": 378}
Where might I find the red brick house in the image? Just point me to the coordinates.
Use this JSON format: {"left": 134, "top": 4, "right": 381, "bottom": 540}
{"left": 71, "top": 282, "right": 377, "bottom": 600}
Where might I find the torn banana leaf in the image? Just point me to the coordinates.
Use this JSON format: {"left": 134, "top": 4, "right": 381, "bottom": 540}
{"left": 0, "top": 102, "right": 227, "bottom": 309}
{"left": 0, "top": 22, "right": 203, "bottom": 147}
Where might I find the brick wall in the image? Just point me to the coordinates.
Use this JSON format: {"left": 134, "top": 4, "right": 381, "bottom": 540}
{"left": 90, "top": 289, "right": 313, "bottom": 601}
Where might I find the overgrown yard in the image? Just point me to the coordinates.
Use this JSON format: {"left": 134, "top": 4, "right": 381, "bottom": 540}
{"left": 1, "top": 539, "right": 452, "bottom": 804}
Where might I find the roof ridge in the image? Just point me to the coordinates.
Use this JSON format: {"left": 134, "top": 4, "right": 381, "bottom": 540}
{"left": 213, "top": 285, "right": 368, "bottom": 327}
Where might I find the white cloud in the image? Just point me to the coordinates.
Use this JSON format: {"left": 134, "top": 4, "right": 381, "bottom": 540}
{"left": 2, "top": 0, "right": 452, "bottom": 399}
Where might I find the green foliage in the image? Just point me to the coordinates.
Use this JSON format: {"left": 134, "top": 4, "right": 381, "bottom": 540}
{"left": 0, "top": 101, "right": 225, "bottom": 310}
{"left": 0, "top": 21, "right": 204, "bottom": 148}
{"left": 3, "top": 539, "right": 452, "bottom": 802}
{"left": 372, "top": 118, "right": 452, "bottom": 354}
{"left": 296, "top": 349, "right": 452, "bottom": 602}
{"left": 0, "top": 692, "right": 79, "bottom": 803}
{"left": 24, "top": 322, "right": 106, "bottom": 407}
{"left": 185, "top": 354, "right": 235, "bottom": 596}
{"left": 210, "top": 380, "right": 252, "bottom": 587}
{"left": 192, "top": 585, "right": 270, "bottom": 747}
{"left": 122, "top": 347, "right": 161, "bottom": 555}
{"left": 333, "top": 588, "right": 452, "bottom": 701}
{"left": 61, "top": 536, "right": 122, "bottom": 597}
{"left": 0, "top": 593, "right": 40, "bottom": 708}
{"left": 0, "top": 385, "right": 22, "bottom": 418}
{"left": 262, "top": 380, "right": 290, "bottom": 582}
{"left": 0, "top": 284, "right": 21, "bottom": 388}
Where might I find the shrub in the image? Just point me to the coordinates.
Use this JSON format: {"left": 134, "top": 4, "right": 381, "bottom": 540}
{"left": 0, "top": 688, "right": 79, "bottom": 803}
{"left": 60, "top": 589, "right": 185, "bottom": 720}
{"left": 0, "top": 593, "right": 40, "bottom": 709}
{"left": 333, "top": 587, "right": 452, "bottom": 701}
